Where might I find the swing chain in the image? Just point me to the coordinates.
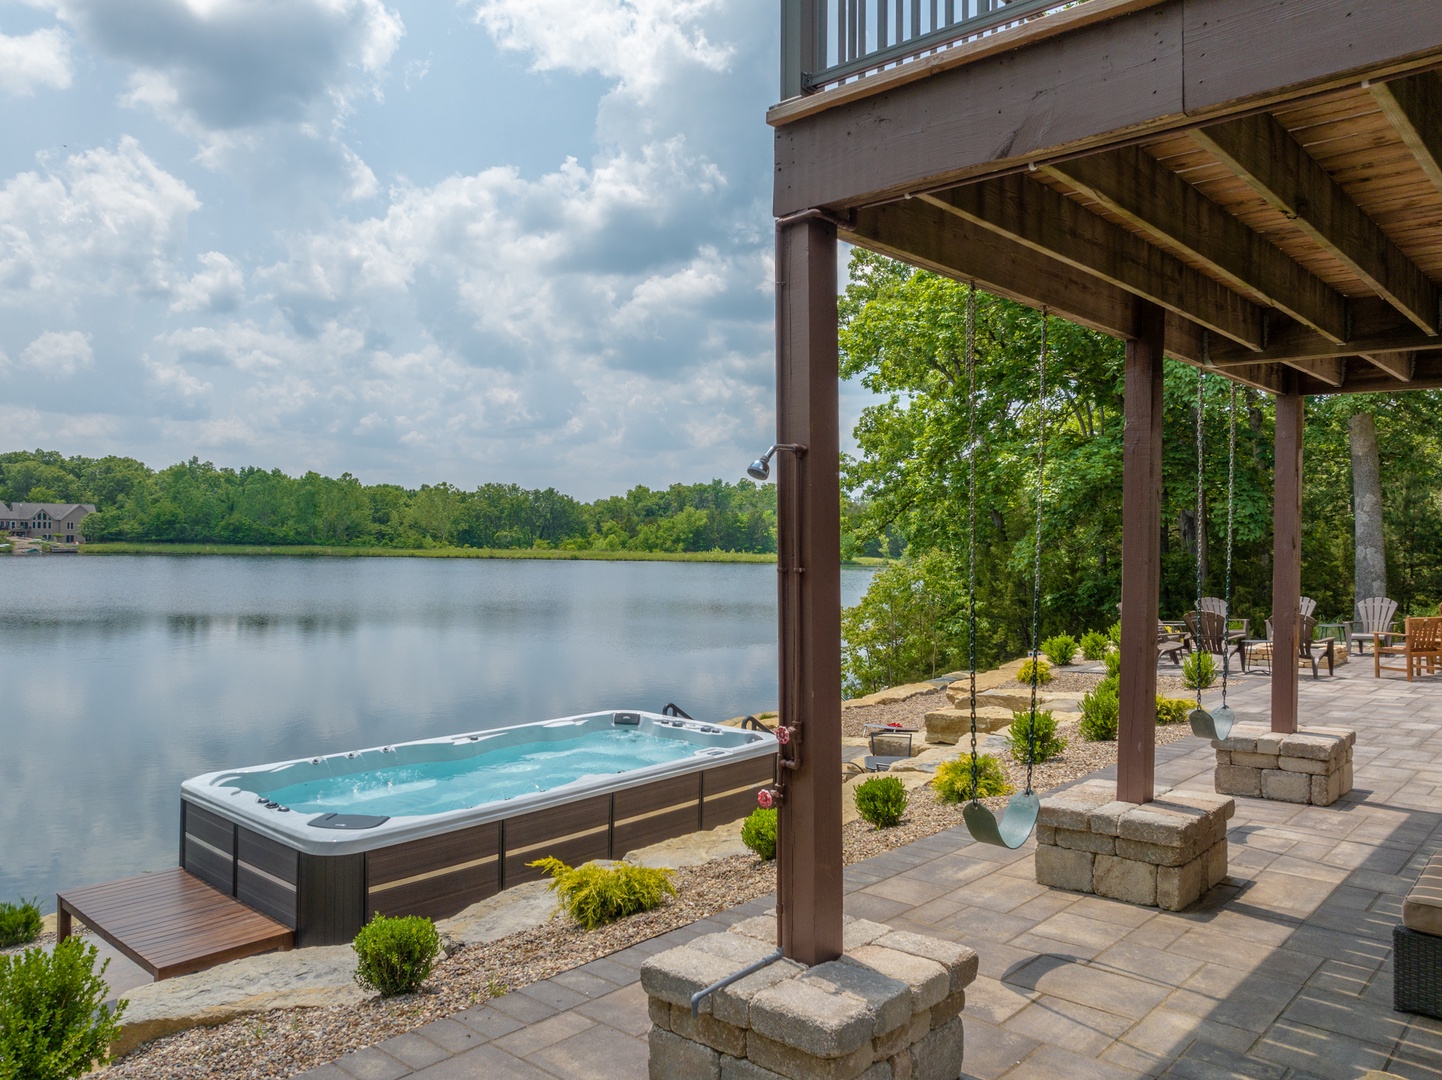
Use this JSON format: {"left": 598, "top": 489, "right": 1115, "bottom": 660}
{"left": 1024, "top": 311, "right": 1048, "bottom": 795}
{"left": 965, "top": 284, "right": 980, "bottom": 802}
{"left": 1194, "top": 371, "right": 1205, "bottom": 715}
{"left": 1221, "top": 382, "right": 1237, "bottom": 707}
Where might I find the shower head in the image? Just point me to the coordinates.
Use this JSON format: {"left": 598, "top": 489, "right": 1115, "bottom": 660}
{"left": 745, "top": 443, "right": 806, "bottom": 482}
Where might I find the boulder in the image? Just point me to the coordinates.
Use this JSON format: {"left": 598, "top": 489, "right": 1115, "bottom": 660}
{"left": 923, "top": 706, "right": 1013, "bottom": 745}
{"left": 438, "top": 880, "right": 559, "bottom": 945}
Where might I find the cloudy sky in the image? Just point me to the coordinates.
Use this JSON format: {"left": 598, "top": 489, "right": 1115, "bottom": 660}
{"left": 0, "top": 0, "right": 866, "bottom": 498}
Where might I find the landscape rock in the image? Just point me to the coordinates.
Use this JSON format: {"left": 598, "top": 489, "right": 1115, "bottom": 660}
{"left": 923, "top": 706, "right": 1013, "bottom": 744}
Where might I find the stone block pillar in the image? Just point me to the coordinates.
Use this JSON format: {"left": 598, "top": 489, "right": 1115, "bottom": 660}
{"left": 1035, "top": 780, "right": 1234, "bottom": 910}
{"left": 1213, "top": 722, "right": 1355, "bottom": 805}
{"left": 642, "top": 915, "right": 978, "bottom": 1080}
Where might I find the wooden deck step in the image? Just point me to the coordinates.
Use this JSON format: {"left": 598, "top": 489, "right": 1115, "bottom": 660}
{"left": 57, "top": 868, "right": 293, "bottom": 980}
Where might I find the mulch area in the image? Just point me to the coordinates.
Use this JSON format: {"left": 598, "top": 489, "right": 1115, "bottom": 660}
{"left": 101, "top": 666, "right": 1210, "bottom": 1079}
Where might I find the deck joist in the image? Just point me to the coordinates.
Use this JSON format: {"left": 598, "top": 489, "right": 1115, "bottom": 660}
{"left": 57, "top": 868, "right": 293, "bottom": 980}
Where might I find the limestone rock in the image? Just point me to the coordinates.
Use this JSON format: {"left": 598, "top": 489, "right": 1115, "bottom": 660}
{"left": 113, "top": 946, "right": 364, "bottom": 1058}
{"left": 625, "top": 820, "right": 751, "bottom": 867}
{"left": 438, "top": 880, "right": 557, "bottom": 944}
{"left": 924, "top": 706, "right": 1013, "bottom": 744}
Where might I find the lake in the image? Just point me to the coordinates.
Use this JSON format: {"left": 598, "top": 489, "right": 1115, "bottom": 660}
{"left": 0, "top": 555, "right": 875, "bottom": 905}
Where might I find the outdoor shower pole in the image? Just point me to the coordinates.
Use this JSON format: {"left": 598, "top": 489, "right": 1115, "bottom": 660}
{"left": 774, "top": 215, "right": 843, "bottom": 966}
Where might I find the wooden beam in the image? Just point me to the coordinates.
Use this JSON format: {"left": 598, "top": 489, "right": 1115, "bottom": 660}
{"left": 1370, "top": 72, "right": 1442, "bottom": 197}
{"left": 1297, "top": 354, "right": 1442, "bottom": 395}
{"left": 1045, "top": 148, "right": 1348, "bottom": 343}
{"left": 1194, "top": 114, "right": 1441, "bottom": 335}
{"left": 1209, "top": 299, "right": 1442, "bottom": 367}
{"left": 926, "top": 177, "right": 1265, "bottom": 350}
{"left": 1118, "top": 300, "right": 1165, "bottom": 806}
{"left": 1283, "top": 356, "right": 1346, "bottom": 386}
{"left": 1361, "top": 351, "right": 1416, "bottom": 382}
{"left": 774, "top": 217, "right": 843, "bottom": 966}
{"left": 843, "top": 199, "right": 1287, "bottom": 393}
{"left": 1272, "top": 381, "right": 1303, "bottom": 736}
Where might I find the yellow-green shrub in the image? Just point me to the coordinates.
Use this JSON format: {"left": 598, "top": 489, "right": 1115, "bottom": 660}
{"left": 741, "top": 808, "right": 777, "bottom": 860}
{"left": 932, "top": 756, "right": 1013, "bottom": 802}
{"left": 1156, "top": 696, "right": 1193, "bottom": 725}
{"left": 529, "top": 858, "right": 676, "bottom": 930}
{"left": 1016, "top": 657, "right": 1053, "bottom": 685}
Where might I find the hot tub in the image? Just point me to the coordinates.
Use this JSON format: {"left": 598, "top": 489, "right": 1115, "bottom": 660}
{"left": 179, "top": 711, "right": 777, "bottom": 945}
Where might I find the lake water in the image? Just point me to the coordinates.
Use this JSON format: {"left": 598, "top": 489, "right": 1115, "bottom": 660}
{"left": 0, "top": 556, "right": 875, "bottom": 905}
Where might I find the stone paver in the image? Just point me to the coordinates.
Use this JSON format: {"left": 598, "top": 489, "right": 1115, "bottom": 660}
{"left": 303, "top": 663, "right": 1442, "bottom": 1079}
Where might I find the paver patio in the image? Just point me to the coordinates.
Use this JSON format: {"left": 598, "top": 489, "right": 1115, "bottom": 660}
{"left": 295, "top": 661, "right": 1442, "bottom": 1080}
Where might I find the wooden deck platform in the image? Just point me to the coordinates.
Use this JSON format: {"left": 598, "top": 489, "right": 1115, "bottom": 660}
{"left": 57, "top": 868, "right": 293, "bottom": 980}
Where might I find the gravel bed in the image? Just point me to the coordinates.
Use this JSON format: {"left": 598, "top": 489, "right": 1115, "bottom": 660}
{"left": 101, "top": 676, "right": 1206, "bottom": 1079}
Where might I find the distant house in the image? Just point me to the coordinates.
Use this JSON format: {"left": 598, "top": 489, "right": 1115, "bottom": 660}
{"left": 1, "top": 502, "right": 97, "bottom": 543}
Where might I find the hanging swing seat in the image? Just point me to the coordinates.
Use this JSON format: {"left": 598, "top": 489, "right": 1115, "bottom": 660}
{"left": 963, "top": 791, "right": 1041, "bottom": 850}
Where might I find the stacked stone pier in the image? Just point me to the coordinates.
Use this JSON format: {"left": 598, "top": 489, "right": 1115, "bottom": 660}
{"left": 642, "top": 915, "right": 978, "bottom": 1080}
{"left": 1035, "top": 780, "right": 1234, "bottom": 910}
{"left": 1212, "top": 722, "right": 1355, "bottom": 806}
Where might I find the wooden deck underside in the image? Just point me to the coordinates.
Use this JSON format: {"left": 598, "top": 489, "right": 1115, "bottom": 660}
{"left": 770, "top": 0, "right": 1442, "bottom": 397}
{"left": 57, "top": 868, "right": 293, "bottom": 981}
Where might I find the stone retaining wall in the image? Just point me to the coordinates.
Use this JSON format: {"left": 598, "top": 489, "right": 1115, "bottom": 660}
{"left": 641, "top": 915, "right": 978, "bottom": 1080}
{"left": 1035, "top": 780, "right": 1234, "bottom": 910}
{"left": 1213, "top": 722, "right": 1355, "bottom": 806}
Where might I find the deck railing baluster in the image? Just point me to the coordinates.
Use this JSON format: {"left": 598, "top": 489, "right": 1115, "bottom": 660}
{"left": 797, "top": 0, "right": 1078, "bottom": 91}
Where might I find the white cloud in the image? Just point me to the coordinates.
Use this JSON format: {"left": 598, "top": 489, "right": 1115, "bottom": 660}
{"left": 474, "top": 0, "right": 731, "bottom": 101}
{"left": 0, "top": 137, "right": 200, "bottom": 306}
{"left": 59, "top": 0, "right": 402, "bottom": 131}
{"left": 170, "top": 252, "right": 245, "bottom": 313}
{"left": 20, "top": 330, "right": 93, "bottom": 377}
{"left": 0, "top": 27, "right": 72, "bottom": 96}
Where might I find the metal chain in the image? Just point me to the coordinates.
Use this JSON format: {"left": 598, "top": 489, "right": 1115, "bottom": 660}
{"left": 1221, "top": 381, "right": 1237, "bottom": 708}
{"left": 1194, "top": 370, "right": 1205, "bottom": 714}
{"left": 966, "top": 284, "right": 980, "bottom": 802}
{"left": 1025, "top": 310, "right": 1047, "bottom": 795}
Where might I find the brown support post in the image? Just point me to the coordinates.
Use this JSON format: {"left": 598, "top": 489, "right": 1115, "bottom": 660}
{"left": 1118, "top": 301, "right": 1165, "bottom": 806}
{"left": 1272, "top": 378, "right": 1304, "bottom": 734}
{"left": 774, "top": 215, "right": 843, "bottom": 967}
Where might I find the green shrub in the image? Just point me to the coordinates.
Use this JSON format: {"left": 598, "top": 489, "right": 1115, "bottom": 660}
{"left": 529, "top": 857, "right": 676, "bottom": 930}
{"left": 1106, "top": 620, "right": 1122, "bottom": 646}
{"left": 1079, "top": 675, "right": 1120, "bottom": 741}
{"left": 1015, "top": 657, "right": 1053, "bottom": 685}
{"left": 1156, "top": 696, "right": 1193, "bottom": 725}
{"left": 1040, "top": 634, "right": 1078, "bottom": 667}
{"left": 1104, "top": 649, "right": 1122, "bottom": 677}
{"left": 1182, "top": 650, "right": 1217, "bottom": 690}
{"left": 932, "top": 755, "right": 1013, "bottom": 802}
{"left": 0, "top": 899, "right": 43, "bottom": 948}
{"left": 352, "top": 914, "right": 440, "bottom": 997}
{"left": 854, "top": 776, "right": 909, "bottom": 828}
{"left": 1007, "top": 709, "right": 1067, "bottom": 765}
{"left": 1079, "top": 630, "right": 1109, "bottom": 662}
{"left": 0, "top": 938, "right": 125, "bottom": 1080}
{"left": 741, "top": 807, "right": 777, "bottom": 860}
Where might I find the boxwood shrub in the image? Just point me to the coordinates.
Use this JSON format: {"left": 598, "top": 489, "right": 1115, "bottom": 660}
{"left": 854, "top": 776, "right": 908, "bottom": 828}
{"left": 741, "top": 807, "right": 777, "bottom": 860}
{"left": 352, "top": 914, "right": 440, "bottom": 997}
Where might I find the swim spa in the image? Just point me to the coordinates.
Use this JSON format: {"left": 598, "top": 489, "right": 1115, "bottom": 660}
{"left": 180, "top": 711, "right": 777, "bottom": 945}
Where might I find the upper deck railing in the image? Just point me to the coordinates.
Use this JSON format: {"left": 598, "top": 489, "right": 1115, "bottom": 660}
{"left": 781, "top": 0, "right": 1091, "bottom": 98}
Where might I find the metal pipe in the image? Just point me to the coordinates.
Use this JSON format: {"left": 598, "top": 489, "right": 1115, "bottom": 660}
{"left": 689, "top": 948, "right": 785, "bottom": 1017}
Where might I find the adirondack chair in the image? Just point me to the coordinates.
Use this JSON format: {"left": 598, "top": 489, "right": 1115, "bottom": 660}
{"left": 1184, "top": 609, "right": 1248, "bottom": 672}
{"left": 1352, "top": 596, "right": 1400, "bottom": 655}
{"left": 1375, "top": 616, "right": 1442, "bottom": 681}
{"left": 1198, "top": 597, "right": 1249, "bottom": 642}
{"left": 1300, "top": 596, "right": 1317, "bottom": 619}
{"left": 1114, "top": 602, "right": 1186, "bottom": 665}
{"left": 1259, "top": 614, "right": 1335, "bottom": 679}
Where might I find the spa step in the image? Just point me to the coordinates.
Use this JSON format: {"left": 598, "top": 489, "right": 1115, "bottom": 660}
{"left": 57, "top": 867, "right": 293, "bottom": 980}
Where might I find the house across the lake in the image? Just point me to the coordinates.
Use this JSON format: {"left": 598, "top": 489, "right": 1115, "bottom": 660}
{"left": 1, "top": 502, "right": 97, "bottom": 543}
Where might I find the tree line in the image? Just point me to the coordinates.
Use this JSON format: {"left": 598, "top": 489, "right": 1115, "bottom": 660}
{"left": 837, "top": 250, "right": 1442, "bottom": 693}
{"left": 0, "top": 451, "right": 788, "bottom": 555}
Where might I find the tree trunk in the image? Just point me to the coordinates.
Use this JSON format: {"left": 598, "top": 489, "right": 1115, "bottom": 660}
{"left": 1349, "top": 410, "right": 1387, "bottom": 600}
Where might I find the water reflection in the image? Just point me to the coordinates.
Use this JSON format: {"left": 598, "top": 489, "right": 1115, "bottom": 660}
{"left": 0, "top": 556, "right": 874, "bottom": 903}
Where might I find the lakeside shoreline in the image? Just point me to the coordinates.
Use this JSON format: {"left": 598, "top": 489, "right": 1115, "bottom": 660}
{"left": 76, "top": 543, "right": 891, "bottom": 566}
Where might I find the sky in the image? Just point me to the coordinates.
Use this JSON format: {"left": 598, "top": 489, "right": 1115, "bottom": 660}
{"left": 0, "top": 0, "right": 868, "bottom": 500}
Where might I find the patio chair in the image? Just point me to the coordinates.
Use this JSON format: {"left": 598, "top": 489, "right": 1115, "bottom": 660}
{"left": 1351, "top": 596, "right": 1400, "bottom": 656}
{"left": 1183, "top": 609, "right": 1248, "bottom": 672}
{"left": 1300, "top": 596, "right": 1317, "bottom": 620}
{"left": 1114, "top": 603, "right": 1186, "bottom": 665}
{"left": 1254, "top": 614, "right": 1334, "bottom": 679}
{"left": 1198, "top": 596, "right": 1249, "bottom": 642}
{"left": 1375, "top": 616, "right": 1442, "bottom": 681}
